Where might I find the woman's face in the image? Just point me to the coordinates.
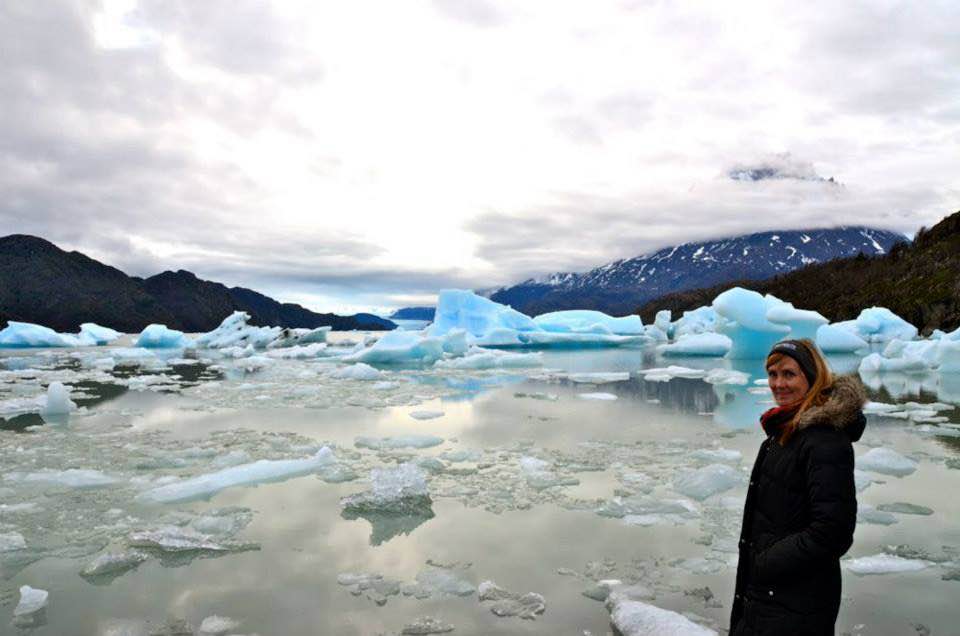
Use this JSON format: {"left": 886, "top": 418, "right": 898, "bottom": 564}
{"left": 767, "top": 356, "right": 810, "bottom": 407}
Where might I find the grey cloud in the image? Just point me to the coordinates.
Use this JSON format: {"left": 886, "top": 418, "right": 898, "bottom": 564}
{"left": 727, "top": 153, "right": 839, "bottom": 184}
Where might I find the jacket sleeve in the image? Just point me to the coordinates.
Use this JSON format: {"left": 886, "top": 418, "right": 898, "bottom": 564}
{"left": 752, "top": 432, "right": 857, "bottom": 583}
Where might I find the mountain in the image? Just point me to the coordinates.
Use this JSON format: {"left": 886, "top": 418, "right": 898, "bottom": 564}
{"left": 0, "top": 235, "right": 395, "bottom": 332}
{"left": 389, "top": 307, "right": 436, "bottom": 321}
{"left": 489, "top": 227, "right": 907, "bottom": 316}
{"left": 637, "top": 210, "right": 960, "bottom": 334}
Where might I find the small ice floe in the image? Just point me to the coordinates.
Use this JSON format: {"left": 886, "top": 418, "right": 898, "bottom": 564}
{"left": 513, "top": 391, "right": 560, "bottom": 401}
{"left": 341, "top": 463, "right": 432, "bottom": 513}
{"left": 857, "top": 505, "right": 898, "bottom": 526}
{"left": 354, "top": 435, "right": 444, "bottom": 450}
{"left": 135, "top": 324, "right": 192, "bottom": 349}
{"left": 568, "top": 372, "right": 630, "bottom": 384}
{"left": 4, "top": 468, "right": 119, "bottom": 489}
{"left": 578, "top": 392, "right": 618, "bottom": 401}
{"left": 337, "top": 572, "right": 402, "bottom": 605}
{"left": 435, "top": 347, "right": 542, "bottom": 370}
{"left": 13, "top": 585, "right": 49, "bottom": 622}
{"left": 657, "top": 333, "right": 732, "bottom": 358}
{"left": 128, "top": 526, "right": 254, "bottom": 553}
{"left": 598, "top": 496, "right": 699, "bottom": 527}
{"left": 703, "top": 368, "right": 750, "bottom": 385}
{"left": 137, "top": 447, "right": 336, "bottom": 503}
{"left": 410, "top": 410, "right": 445, "bottom": 420}
{"left": 876, "top": 502, "right": 934, "bottom": 516}
{"left": 582, "top": 579, "right": 623, "bottom": 602}
{"left": 329, "top": 363, "right": 383, "bottom": 381}
{"left": 640, "top": 366, "right": 708, "bottom": 382}
{"left": 856, "top": 448, "right": 918, "bottom": 477}
{"left": 853, "top": 469, "right": 875, "bottom": 493}
{"left": 519, "top": 456, "right": 579, "bottom": 490}
{"left": 401, "top": 616, "right": 455, "bottom": 634}
{"left": 478, "top": 581, "right": 546, "bottom": 620}
{"left": 690, "top": 448, "right": 742, "bottom": 464}
{"left": 404, "top": 566, "right": 475, "bottom": 598}
{"left": 199, "top": 614, "right": 241, "bottom": 635}
{"left": 673, "top": 464, "right": 742, "bottom": 501}
{"left": 606, "top": 590, "right": 716, "bottom": 635}
{"left": 0, "top": 532, "right": 27, "bottom": 551}
{"left": 40, "top": 381, "right": 76, "bottom": 415}
{"left": 845, "top": 554, "right": 930, "bottom": 575}
{"left": 80, "top": 551, "right": 149, "bottom": 578}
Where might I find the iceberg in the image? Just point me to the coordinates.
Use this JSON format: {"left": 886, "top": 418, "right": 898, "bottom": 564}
{"left": 712, "top": 288, "right": 790, "bottom": 359}
{"left": 40, "top": 381, "right": 76, "bottom": 415}
{"left": 856, "top": 448, "right": 917, "bottom": 477}
{"left": 434, "top": 347, "right": 542, "bottom": 370}
{"left": 674, "top": 306, "right": 719, "bottom": 337}
{"left": 816, "top": 324, "right": 868, "bottom": 353}
{"left": 266, "top": 326, "right": 331, "bottom": 349}
{"left": 135, "top": 324, "right": 192, "bottom": 349}
{"left": 429, "top": 289, "right": 538, "bottom": 338}
{"left": 137, "top": 447, "right": 337, "bottom": 503}
{"left": 658, "top": 333, "right": 731, "bottom": 357}
{"left": 194, "top": 311, "right": 281, "bottom": 349}
{"left": 764, "top": 296, "right": 828, "bottom": 340}
{"left": 533, "top": 310, "right": 645, "bottom": 335}
{"left": 343, "top": 330, "right": 446, "bottom": 364}
{"left": 78, "top": 322, "right": 122, "bottom": 346}
{"left": 834, "top": 307, "right": 918, "bottom": 344}
{"left": 0, "top": 321, "right": 80, "bottom": 348}
{"left": 654, "top": 310, "right": 674, "bottom": 338}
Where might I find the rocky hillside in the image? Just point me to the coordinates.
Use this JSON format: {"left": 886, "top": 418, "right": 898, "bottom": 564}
{"left": 637, "top": 210, "right": 960, "bottom": 334}
{"left": 490, "top": 227, "right": 906, "bottom": 316}
{"left": 0, "top": 235, "right": 395, "bottom": 332}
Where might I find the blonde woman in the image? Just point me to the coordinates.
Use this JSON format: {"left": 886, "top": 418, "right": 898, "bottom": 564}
{"left": 730, "top": 339, "right": 866, "bottom": 635}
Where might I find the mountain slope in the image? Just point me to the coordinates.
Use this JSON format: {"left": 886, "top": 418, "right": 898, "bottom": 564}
{"left": 0, "top": 235, "right": 395, "bottom": 332}
{"left": 637, "top": 211, "right": 960, "bottom": 334}
{"left": 490, "top": 227, "right": 907, "bottom": 316}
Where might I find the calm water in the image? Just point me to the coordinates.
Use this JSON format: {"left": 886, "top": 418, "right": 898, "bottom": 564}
{"left": 1, "top": 342, "right": 958, "bottom": 635}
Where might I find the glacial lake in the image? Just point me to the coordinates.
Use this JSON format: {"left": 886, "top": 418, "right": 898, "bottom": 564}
{"left": 1, "top": 338, "right": 958, "bottom": 635}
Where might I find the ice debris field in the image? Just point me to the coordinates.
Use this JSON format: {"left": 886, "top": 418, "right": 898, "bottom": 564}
{"left": 1, "top": 288, "right": 959, "bottom": 635}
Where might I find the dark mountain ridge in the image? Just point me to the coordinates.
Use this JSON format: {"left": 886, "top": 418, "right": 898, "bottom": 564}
{"left": 0, "top": 235, "right": 395, "bottom": 332}
{"left": 490, "top": 226, "right": 907, "bottom": 316}
{"left": 637, "top": 210, "right": 960, "bottom": 334}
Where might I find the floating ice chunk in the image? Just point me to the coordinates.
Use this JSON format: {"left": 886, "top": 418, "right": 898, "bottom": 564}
{"left": 330, "top": 363, "right": 383, "bottom": 380}
{"left": 876, "top": 502, "right": 934, "bottom": 516}
{"left": 264, "top": 343, "right": 328, "bottom": 359}
{"left": 194, "top": 311, "right": 281, "bottom": 349}
{"left": 80, "top": 551, "right": 148, "bottom": 577}
{"left": 517, "top": 331, "right": 646, "bottom": 348}
{"left": 597, "top": 495, "right": 698, "bottom": 522}
{"left": 658, "top": 333, "right": 732, "bottom": 357}
{"left": 654, "top": 310, "right": 674, "bottom": 338}
{"left": 128, "top": 526, "right": 242, "bottom": 552}
{"left": 568, "top": 372, "right": 630, "bottom": 384}
{"left": 410, "top": 566, "right": 474, "bottom": 597}
{"left": 138, "top": 447, "right": 336, "bottom": 503}
{"left": 344, "top": 330, "right": 445, "bottom": 364}
{"left": 712, "top": 288, "right": 791, "bottom": 359}
{"left": 534, "top": 310, "right": 644, "bottom": 335}
{"left": 607, "top": 597, "right": 716, "bottom": 636}
{"left": 519, "top": 456, "right": 551, "bottom": 473}
{"left": 267, "top": 326, "right": 330, "bottom": 348}
{"left": 434, "top": 347, "right": 542, "bottom": 369}
{"left": 853, "top": 469, "right": 874, "bottom": 493}
{"left": 857, "top": 505, "right": 897, "bottom": 526}
{"left": 816, "top": 324, "right": 868, "bottom": 353}
{"left": 673, "top": 464, "right": 742, "bottom": 501}
{"left": 834, "top": 307, "right": 918, "bottom": 344}
{"left": 674, "top": 306, "right": 719, "bottom": 337}
{"left": 355, "top": 436, "right": 444, "bottom": 450}
{"left": 703, "top": 369, "right": 750, "bottom": 385}
{"left": 0, "top": 321, "right": 80, "bottom": 347}
{"left": 410, "top": 410, "right": 444, "bottom": 420}
{"left": 641, "top": 366, "right": 707, "bottom": 380}
{"left": 765, "top": 297, "right": 828, "bottom": 340}
{"left": 478, "top": 580, "right": 546, "bottom": 619}
{"left": 0, "top": 532, "right": 27, "bottom": 551}
{"left": 857, "top": 448, "right": 918, "bottom": 477}
{"left": 401, "top": 616, "right": 455, "bottom": 634}
{"left": 845, "top": 554, "right": 929, "bottom": 575}
{"left": 41, "top": 381, "right": 76, "bottom": 415}
{"left": 5, "top": 468, "right": 119, "bottom": 489}
{"left": 341, "top": 464, "right": 431, "bottom": 515}
{"left": 199, "top": 615, "right": 240, "bottom": 635}
{"left": 429, "top": 289, "right": 538, "bottom": 338}
{"left": 935, "top": 339, "right": 960, "bottom": 373}
{"left": 691, "top": 448, "right": 742, "bottom": 464}
{"left": 863, "top": 401, "right": 900, "bottom": 415}
{"left": 78, "top": 323, "right": 123, "bottom": 346}
{"left": 578, "top": 392, "right": 618, "bottom": 401}
{"left": 135, "top": 324, "right": 192, "bottom": 349}
{"left": 858, "top": 352, "right": 930, "bottom": 374}
{"left": 14, "top": 585, "right": 48, "bottom": 617}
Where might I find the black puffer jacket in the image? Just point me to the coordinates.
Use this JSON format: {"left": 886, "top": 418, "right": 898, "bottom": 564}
{"left": 730, "top": 376, "right": 866, "bottom": 636}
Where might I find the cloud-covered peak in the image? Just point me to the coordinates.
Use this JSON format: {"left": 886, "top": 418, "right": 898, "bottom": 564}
{"left": 728, "top": 154, "right": 838, "bottom": 184}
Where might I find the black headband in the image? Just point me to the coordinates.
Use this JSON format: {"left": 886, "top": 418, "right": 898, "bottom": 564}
{"left": 768, "top": 340, "right": 818, "bottom": 386}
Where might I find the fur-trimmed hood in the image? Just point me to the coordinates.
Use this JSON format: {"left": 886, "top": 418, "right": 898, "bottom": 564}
{"left": 795, "top": 375, "right": 867, "bottom": 441}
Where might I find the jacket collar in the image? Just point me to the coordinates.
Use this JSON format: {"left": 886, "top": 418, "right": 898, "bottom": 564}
{"left": 759, "top": 375, "right": 867, "bottom": 442}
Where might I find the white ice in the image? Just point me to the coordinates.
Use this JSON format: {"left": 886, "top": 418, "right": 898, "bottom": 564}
{"left": 0, "top": 532, "right": 27, "bottom": 551}
{"left": 199, "top": 615, "right": 241, "bottom": 635}
{"left": 40, "top": 381, "right": 76, "bottom": 415}
{"left": 135, "top": 324, "right": 192, "bottom": 349}
{"left": 764, "top": 296, "right": 828, "bottom": 340}
{"left": 578, "top": 392, "right": 618, "bottom": 401}
{"left": 355, "top": 436, "right": 444, "bottom": 450}
{"left": 673, "top": 464, "right": 742, "bottom": 501}
{"left": 845, "top": 554, "right": 929, "bottom": 575}
{"left": 673, "top": 306, "right": 719, "bottom": 338}
{"left": 138, "top": 447, "right": 336, "bottom": 503}
{"left": 703, "top": 369, "right": 750, "bottom": 385}
{"left": 5, "top": 468, "right": 119, "bottom": 488}
{"left": 434, "top": 347, "right": 543, "bottom": 370}
{"left": 816, "top": 324, "right": 868, "bottom": 353}
{"left": 607, "top": 594, "right": 716, "bottom": 636}
{"left": 658, "top": 333, "right": 732, "bottom": 357}
{"left": 856, "top": 447, "right": 918, "bottom": 477}
{"left": 330, "top": 363, "right": 383, "bottom": 380}
{"left": 343, "top": 330, "right": 446, "bottom": 364}
{"left": 78, "top": 322, "right": 123, "bottom": 346}
{"left": 13, "top": 586, "right": 48, "bottom": 617}
{"left": 568, "top": 372, "right": 630, "bottom": 383}
{"left": 194, "top": 311, "right": 281, "bottom": 349}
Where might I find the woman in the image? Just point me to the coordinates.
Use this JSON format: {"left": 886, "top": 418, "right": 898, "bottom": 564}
{"left": 730, "top": 338, "right": 866, "bottom": 635}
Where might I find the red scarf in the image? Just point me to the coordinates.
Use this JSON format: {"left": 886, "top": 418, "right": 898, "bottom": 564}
{"left": 760, "top": 404, "right": 800, "bottom": 438}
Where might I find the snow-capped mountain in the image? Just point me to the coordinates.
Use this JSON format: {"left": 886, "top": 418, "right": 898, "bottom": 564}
{"left": 488, "top": 227, "right": 907, "bottom": 316}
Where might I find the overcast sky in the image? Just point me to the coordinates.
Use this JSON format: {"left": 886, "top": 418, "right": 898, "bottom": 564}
{"left": 3, "top": 1, "right": 958, "bottom": 313}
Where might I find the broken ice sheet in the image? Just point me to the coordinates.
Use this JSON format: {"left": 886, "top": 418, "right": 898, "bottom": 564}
{"left": 400, "top": 616, "right": 455, "bottom": 634}
{"left": 340, "top": 464, "right": 435, "bottom": 545}
{"left": 477, "top": 581, "right": 546, "bottom": 619}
